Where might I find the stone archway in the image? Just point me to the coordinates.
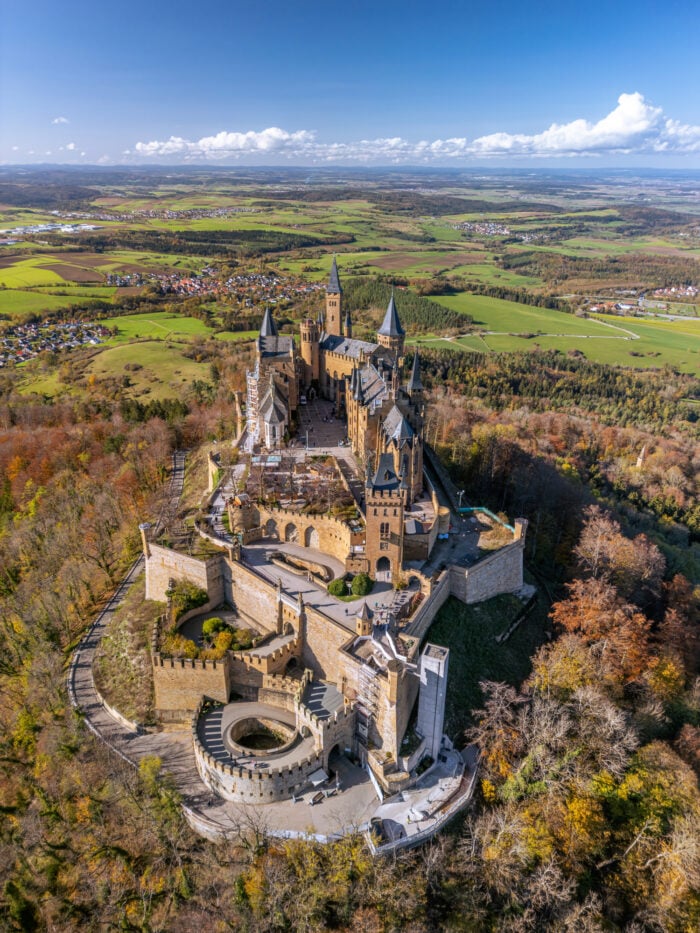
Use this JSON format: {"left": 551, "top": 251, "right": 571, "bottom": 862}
{"left": 265, "top": 518, "right": 278, "bottom": 540}
{"left": 304, "top": 526, "right": 320, "bottom": 549}
{"left": 376, "top": 556, "right": 391, "bottom": 583}
{"left": 284, "top": 522, "right": 298, "bottom": 543}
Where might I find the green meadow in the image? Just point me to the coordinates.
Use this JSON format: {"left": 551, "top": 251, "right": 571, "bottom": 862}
{"left": 86, "top": 341, "right": 213, "bottom": 401}
{"left": 0, "top": 289, "right": 112, "bottom": 319}
{"left": 410, "top": 294, "right": 700, "bottom": 373}
{"left": 99, "top": 311, "right": 256, "bottom": 345}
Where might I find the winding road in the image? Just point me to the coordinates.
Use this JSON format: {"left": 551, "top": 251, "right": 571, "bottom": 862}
{"left": 66, "top": 450, "right": 378, "bottom": 842}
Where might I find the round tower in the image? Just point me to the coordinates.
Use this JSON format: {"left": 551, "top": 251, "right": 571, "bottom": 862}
{"left": 300, "top": 317, "right": 320, "bottom": 386}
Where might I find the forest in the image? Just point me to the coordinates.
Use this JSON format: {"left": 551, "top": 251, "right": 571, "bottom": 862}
{"left": 0, "top": 335, "right": 698, "bottom": 930}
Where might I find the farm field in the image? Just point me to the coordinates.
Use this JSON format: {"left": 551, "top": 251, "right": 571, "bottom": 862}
{"left": 0, "top": 288, "right": 114, "bottom": 319}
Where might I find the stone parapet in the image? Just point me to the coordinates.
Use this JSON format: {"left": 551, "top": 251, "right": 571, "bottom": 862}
{"left": 191, "top": 699, "right": 325, "bottom": 803}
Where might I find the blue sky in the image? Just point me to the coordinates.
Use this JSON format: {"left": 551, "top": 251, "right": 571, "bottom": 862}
{"left": 3, "top": 0, "right": 700, "bottom": 166}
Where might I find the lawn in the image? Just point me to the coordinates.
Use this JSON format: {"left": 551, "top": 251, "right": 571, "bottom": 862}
{"left": 425, "top": 594, "right": 549, "bottom": 741}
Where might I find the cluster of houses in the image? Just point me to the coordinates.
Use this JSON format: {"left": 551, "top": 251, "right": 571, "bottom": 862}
{"left": 155, "top": 269, "right": 325, "bottom": 306}
{"left": 652, "top": 285, "right": 699, "bottom": 300}
{"left": 452, "top": 220, "right": 548, "bottom": 243}
{"left": 0, "top": 321, "right": 109, "bottom": 366}
{"left": 51, "top": 207, "right": 258, "bottom": 223}
{"left": 0, "top": 222, "right": 101, "bottom": 237}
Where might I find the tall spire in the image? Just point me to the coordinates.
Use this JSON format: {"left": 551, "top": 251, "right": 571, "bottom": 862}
{"left": 327, "top": 254, "right": 342, "bottom": 294}
{"left": 344, "top": 306, "right": 353, "bottom": 338}
{"left": 407, "top": 351, "right": 423, "bottom": 394}
{"left": 378, "top": 288, "right": 405, "bottom": 338}
{"left": 259, "top": 306, "right": 277, "bottom": 337}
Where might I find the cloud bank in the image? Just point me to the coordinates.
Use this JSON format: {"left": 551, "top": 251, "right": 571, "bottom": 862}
{"left": 131, "top": 93, "right": 700, "bottom": 163}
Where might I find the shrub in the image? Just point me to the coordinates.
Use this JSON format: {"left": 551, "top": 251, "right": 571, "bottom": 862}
{"left": 160, "top": 630, "right": 199, "bottom": 659}
{"left": 232, "top": 627, "right": 253, "bottom": 650}
{"left": 351, "top": 572, "right": 373, "bottom": 596}
{"left": 201, "top": 630, "right": 233, "bottom": 660}
{"left": 328, "top": 577, "right": 348, "bottom": 597}
{"left": 202, "top": 617, "right": 226, "bottom": 639}
{"left": 168, "top": 580, "right": 208, "bottom": 621}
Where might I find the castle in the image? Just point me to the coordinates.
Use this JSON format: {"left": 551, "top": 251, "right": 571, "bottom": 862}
{"left": 131, "top": 260, "right": 528, "bottom": 832}
{"left": 245, "top": 259, "right": 431, "bottom": 585}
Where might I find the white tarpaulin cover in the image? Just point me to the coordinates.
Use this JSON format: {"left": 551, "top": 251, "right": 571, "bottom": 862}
{"left": 308, "top": 768, "right": 329, "bottom": 786}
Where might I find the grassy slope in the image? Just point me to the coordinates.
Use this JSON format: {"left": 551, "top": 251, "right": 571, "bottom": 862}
{"left": 426, "top": 594, "right": 549, "bottom": 741}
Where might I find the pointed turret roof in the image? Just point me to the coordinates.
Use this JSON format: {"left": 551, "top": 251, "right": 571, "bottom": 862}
{"left": 344, "top": 307, "right": 352, "bottom": 331}
{"left": 357, "top": 602, "right": 374, "bottom": 622}
{"left": 259, "top": 306, "right": 278, "bottom": 337}
{"left": 378, "top": 289, "right": 405, "bottom": 338}
{"left": 327, "top": 255, "right": 342, "bottom": 294}
{"left": 407, "top": 351, "right": 423, "bottom": 393}
{"left": 383, "top": 404, "right": 415, "bottom": 445}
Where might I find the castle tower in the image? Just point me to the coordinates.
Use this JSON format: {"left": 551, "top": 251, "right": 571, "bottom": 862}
{"left": 325, "top": 255, "right": 343, "bottom": 337}
{"left": 300, "top": 316, "right": 320, "bottom": 386}
{"left": 344, "top": 306, "right": 353, "bottom": 338}
{"left": 417, "top": 644, "right": 449, "bottom": 760}
{"left": 377, "top": 289, "right": 405, "bottom": 358}
{"left": 364, "top": 453, "right": 404, "bottom": 586}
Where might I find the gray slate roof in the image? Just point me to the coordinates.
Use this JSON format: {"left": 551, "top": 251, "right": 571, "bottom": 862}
{"left": 320, "top": 333, "right": 377, "bottom": 359}
{"left": 259, "top": 380, "right": 287, "bottom": 425}
{"left": 406, "top": 352, "right": 423, "bottom": 393}
{"left": 259, "top": 334, "right": 294, "bottom": 359}
{"left": 327, "top": 255, "right": 342, "bottom": 294}
{"left": 259, "top": 306, "right": 278, "bottom": 337}
{"left": 370, "top": 453, "right": 400, "bottom": 491}
{"left": 383, "top": 404, "right": 415, "bottom": 444}
{"left": 378, "top": 291, "right": 405, "bottom": 338}
{"left": 357, "top": 363, "right": 388, "bottom": 408}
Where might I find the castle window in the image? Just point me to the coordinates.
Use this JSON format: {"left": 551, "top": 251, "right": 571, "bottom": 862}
{"left": 383, "top": 509, "right": 387, "bottom": 517}
{"left": 380, "top": 522, "right": 389, "bottom": 538}
{"left": 380, "top": 542, "right": 389, "bottom": 551}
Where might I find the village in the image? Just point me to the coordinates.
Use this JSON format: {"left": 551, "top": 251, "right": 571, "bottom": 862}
{"left": 0, "top": 320, "right": 109, "bottom": 366}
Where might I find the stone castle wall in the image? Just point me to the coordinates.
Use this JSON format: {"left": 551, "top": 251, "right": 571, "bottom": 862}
{"left": 145, "top": 544, "right": 225, "bottom": 604}
{"left": 301, "top": 606, "right": 352, "bottom": 683}
{"left": 224, "top": 559, "right": 279, "bottom": 630}
{"left": 407, "top": 571, "right": 452, "bottom": 642}
{"left": 449, "top": 536, "right": 525, "bottom": 605}
{"left": 192, "top": 704, "right": 324, "bottom": 804}
{"left": 257, "top": 505, "right": 354, "bottom": 566}
{"left": 152, "top": 655, "right": 231, "bottom": 712}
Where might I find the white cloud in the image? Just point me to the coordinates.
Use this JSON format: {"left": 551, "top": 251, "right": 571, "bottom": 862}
{"left": 11, "top": 145, "right": 19, "bottom": 151}
{"left": 128, "top": 94, "right": 700, "bottom": 164}
{"left": 66, "top": 142, "right": 76, "bottom": 151}
{"left": 470, "top": 92, "right": 663, "bottom": 156}
{"left": 51, "top": 116, "right": 69, "bottom": 125}
{"left": 134, "top": 126, "right": 314, "bottom": 159}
